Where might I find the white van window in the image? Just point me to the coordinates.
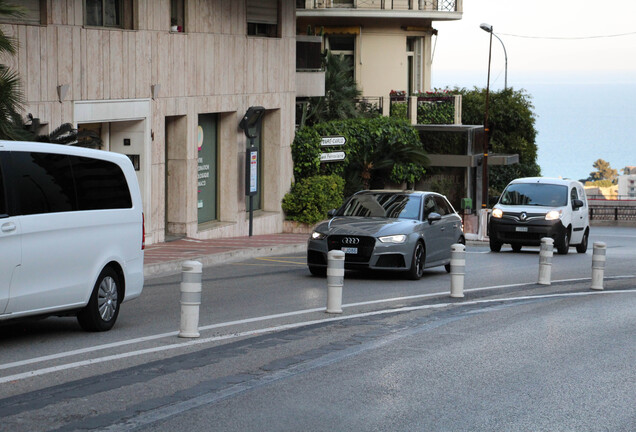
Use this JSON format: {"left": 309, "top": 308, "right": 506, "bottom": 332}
{"left": 11, "top": 151, "right": 132, "bottom": 216}
{"left": 501, "top": 183, "right": 567, "bottom": 207}
{"left": 13, "top": 152, "right": 76, "bottom": 215}
{"left": 71, "top": 156, "right": 132, "bottom": 210}
{"left": 0, "top": 161, "right": 6, "bottom": 216}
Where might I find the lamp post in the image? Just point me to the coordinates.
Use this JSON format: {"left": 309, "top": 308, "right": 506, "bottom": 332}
{"left": 480, "top": 23, "right": 507, "bottom": 90}
{"left": 479, "top": 23, "right": 494, "bottom": 209}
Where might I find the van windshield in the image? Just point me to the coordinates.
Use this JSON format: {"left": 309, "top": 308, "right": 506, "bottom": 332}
{"left": 500, "top": 183, "right": 568, "bottom": 207}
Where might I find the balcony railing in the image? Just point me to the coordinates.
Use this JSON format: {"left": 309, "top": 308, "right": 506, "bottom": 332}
{"left": 298, "top": 0, "right": 458, "bottom": 12}
{"left": 387, "top": 92, "right": 461, "bottom": 125}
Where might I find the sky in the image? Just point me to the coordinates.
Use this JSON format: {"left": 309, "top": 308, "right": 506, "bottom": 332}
{"left": 430, "top": 0, "right": 636, "bottom": 89}
{"left": 428, "top": 0, "right": 636, "bottom": 180}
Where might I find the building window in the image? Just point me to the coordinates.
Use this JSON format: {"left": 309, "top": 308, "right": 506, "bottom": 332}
{"left": 325, "top": 35, "right": 355, "bottom": 80}
{"left": 170, "top": 0, "right": 185, "bottom": 32}
{"left": 247, "top": 0, "right": 279, "bottom": 38}
{"left": 85, "top": 0, "right": 133, "bottom": 29}
{"left": 0, "top": 0, "right": 42, "bottom": 25}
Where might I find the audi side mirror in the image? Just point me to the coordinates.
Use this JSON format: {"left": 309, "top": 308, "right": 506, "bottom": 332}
{"left": 427, "top": 212, "right": 442, "bottom": 224}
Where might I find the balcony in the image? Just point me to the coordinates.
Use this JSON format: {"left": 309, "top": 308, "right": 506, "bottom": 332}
{"left": 296, "top": 35, "right": 325, "bottom": 98}
{"left": 297, "top": 0, "right": 462, "bottom": 22}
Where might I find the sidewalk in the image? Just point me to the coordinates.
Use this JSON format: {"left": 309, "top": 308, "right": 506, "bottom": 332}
{"left": 143, "top": 233, "right": 310, "bottom": 278}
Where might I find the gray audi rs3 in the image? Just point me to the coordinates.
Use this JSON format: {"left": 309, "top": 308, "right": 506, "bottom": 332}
{"left": 307, "top": 190, "right": 465, "bottom": 279}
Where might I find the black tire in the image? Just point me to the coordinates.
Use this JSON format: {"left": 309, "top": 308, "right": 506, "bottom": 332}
{"left": 308, "top": 265, "right": 326, "bottom": 277}
{"left": 511, "top": 243, "right": 522, "bottom": 252}
{"left": 576, "top": 229, "right": 589, "bottom": 254}
{"left": 77, "top": 267, "right": 121, "bottom": 332}
{"left": 557, "top": 229, "right": 570, "bottom": 255}
{"left": 489, "top": 237, "right": 502, "bottom": 252}
{"left": 408, "top": 242, "right": 425, "bottom": 280}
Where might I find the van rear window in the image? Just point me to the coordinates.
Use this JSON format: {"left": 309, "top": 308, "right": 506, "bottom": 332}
{"left": 71, "top": 156, "right": 132, "bottom": 210}
{"left": 11, "top": 151, "right": 132, "bottom": 215}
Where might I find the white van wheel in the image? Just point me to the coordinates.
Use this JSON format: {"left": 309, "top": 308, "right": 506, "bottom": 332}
{"left": 77, "top": 267, "right": 121, "bottom": 332}
{"left": 557, "top": 229, "right": 570, "bottom": 255}
{"left": 576, "top": 229, "right": 589, "bottom": 253}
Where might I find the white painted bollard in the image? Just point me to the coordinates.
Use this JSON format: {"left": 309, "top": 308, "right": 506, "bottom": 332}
{"left": 326, "top": 250, "right": 345, "bottom": 314}
{"left": 538, "top": 237, "right": 554, "bottom": 285}
{"left": 450, "top": 243, "right": 465, "bottom": 298}
{"left": 179, "top": 260, "right": 202, "bottom": 338}
{"left": 591, "top": 242, "right": 606, "bottom": 291}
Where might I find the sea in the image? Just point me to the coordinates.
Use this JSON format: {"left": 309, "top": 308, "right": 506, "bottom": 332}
{"left": 431, "top": 70, "right": 636, "bottom": 181}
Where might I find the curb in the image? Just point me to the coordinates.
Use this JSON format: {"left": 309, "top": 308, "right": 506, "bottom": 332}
{"left": 144, "top": 243, "right": 308, "bottom": 278}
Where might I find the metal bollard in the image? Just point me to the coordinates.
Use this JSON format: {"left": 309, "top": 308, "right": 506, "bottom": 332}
{"left": 179, "top": 260, "right": 202, "bottom": 338}
{"left": 326, "top": 250, "right": 345, "bottom": 313}
{"left": 538, "top": 237, "right": 554, "bottom": 285}
{"left": 450, "top": 243, "right": 465, "bottom": 298}
{"left": 591, "top": 242, "right": 606, "bottom": 291}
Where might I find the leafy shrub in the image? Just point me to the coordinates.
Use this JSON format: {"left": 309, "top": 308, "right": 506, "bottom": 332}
{"left": 282, "top": 175, "right": 345, "bottom": 224}
{"left": 390, "top": 102, "right": 408, "bottom": 119}
{"left": 290, "top": 117, "right": 428, "bottom": 195}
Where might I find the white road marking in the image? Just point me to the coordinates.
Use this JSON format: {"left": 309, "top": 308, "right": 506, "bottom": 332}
{"left": 1, "top": 285, "right": 635, "bottom": 384}
{"left": 1, "top": 275, "right": 633, "bottom": 372}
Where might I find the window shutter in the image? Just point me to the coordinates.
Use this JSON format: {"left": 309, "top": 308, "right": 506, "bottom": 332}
{"left": 247, "top": 0, "right": 278, "bottom": 25}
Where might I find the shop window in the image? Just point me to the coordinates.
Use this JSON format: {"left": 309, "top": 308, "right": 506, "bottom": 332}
{"left": 85, "top": 0, "right": 134, "bottom": 29}
{"left": 247, "top": 0, "right": 279, "bottom": 38}
{"left": 0, "top": 0, "right": 42, "bottom": 25}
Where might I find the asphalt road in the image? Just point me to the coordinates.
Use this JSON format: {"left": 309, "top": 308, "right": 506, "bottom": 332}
{"left": 1, "top": 226, "right": 635, "bottom": 431}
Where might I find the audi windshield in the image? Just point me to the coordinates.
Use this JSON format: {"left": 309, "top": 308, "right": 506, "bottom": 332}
{"left": 338, "top": 193, "right": 421, "bottom": 220}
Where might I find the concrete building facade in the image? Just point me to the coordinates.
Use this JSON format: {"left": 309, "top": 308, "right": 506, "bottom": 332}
{"left": 2, "top": 0, "right": 297, "bottom": 245}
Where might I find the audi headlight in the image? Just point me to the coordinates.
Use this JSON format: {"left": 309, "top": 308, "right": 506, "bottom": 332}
{"left": 378, "top": 234, "right": 407, "bottom": 244}
{"left": 545, "top": 210, "right": 562, "bottom": 221}
{"left": 492, "top": 208, "right": 503, "bottom": 219}
{"left": 311, "top": 231, "right": 326, "bottom": 240}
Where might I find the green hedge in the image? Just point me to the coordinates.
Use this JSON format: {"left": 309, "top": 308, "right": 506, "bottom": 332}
{"left": 282, "top": 175, "right": 345, "bottom": 225}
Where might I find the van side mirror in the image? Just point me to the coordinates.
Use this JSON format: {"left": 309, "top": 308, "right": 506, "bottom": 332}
{"left": 572, "top": 199, "right": 584, "bottom": 210}
{"left": 327, "top": 209, "right": 337, "bottom": 218}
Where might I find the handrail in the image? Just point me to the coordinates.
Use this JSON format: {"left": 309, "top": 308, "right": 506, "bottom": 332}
{"left": 307, "top": 0, "right": 458, "bottom": 12}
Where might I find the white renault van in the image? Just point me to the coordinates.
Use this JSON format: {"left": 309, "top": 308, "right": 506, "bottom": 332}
{"left": 0, "top": 141, "right": 144, "bottom": 331}
{"left": 489, "top": 177, "right": 590, "bottom": 254}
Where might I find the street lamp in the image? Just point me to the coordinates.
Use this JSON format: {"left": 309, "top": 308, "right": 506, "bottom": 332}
{"left": 479, "top": 23, "right": 507, "bottom": 90}
{"left": 479, "top": 23, "right": 494, "bottom": 209}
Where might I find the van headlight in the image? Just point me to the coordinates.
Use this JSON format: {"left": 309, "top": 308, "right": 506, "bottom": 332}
{"left": 311, "top": 231, "right": 326, "bottom": 240}
{"left": 545, "top": 210, "right": 562, "bottom": 221}
{"left": 492, "top": 208, "right": 503, "bottom": 218}
{"left": 378, "top": 234, "right": 407, "bottom": 244}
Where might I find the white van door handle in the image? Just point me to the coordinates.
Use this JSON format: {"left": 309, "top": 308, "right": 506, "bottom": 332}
{"left": 1, "top": 222, "right": 16, "bottom": 233}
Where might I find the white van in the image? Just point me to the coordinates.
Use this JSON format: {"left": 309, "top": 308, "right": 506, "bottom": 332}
{"left": 0, "top": 141, "right": 144, "bottom": 331}
{"left": 489, "top": 177, "right": 590, "bottom": 254}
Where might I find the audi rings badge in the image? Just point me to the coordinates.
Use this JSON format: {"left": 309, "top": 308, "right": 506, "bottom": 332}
{"left": 341, "top": 237, "right": 360, "bottom": 245}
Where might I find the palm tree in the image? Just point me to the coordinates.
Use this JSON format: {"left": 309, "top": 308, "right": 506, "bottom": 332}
{"left": 0, "top": 0, "right": 29, "bottom": 140}
{"left": 304, "top": 51, "right": 361, "bottom": 126}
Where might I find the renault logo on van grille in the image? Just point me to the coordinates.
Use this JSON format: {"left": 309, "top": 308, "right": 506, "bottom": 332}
{"left": 341, "top": 237, "right": 360, "bottom": 245}
{"left": 519, "top": 212, "right": 527, "bottom": 221}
